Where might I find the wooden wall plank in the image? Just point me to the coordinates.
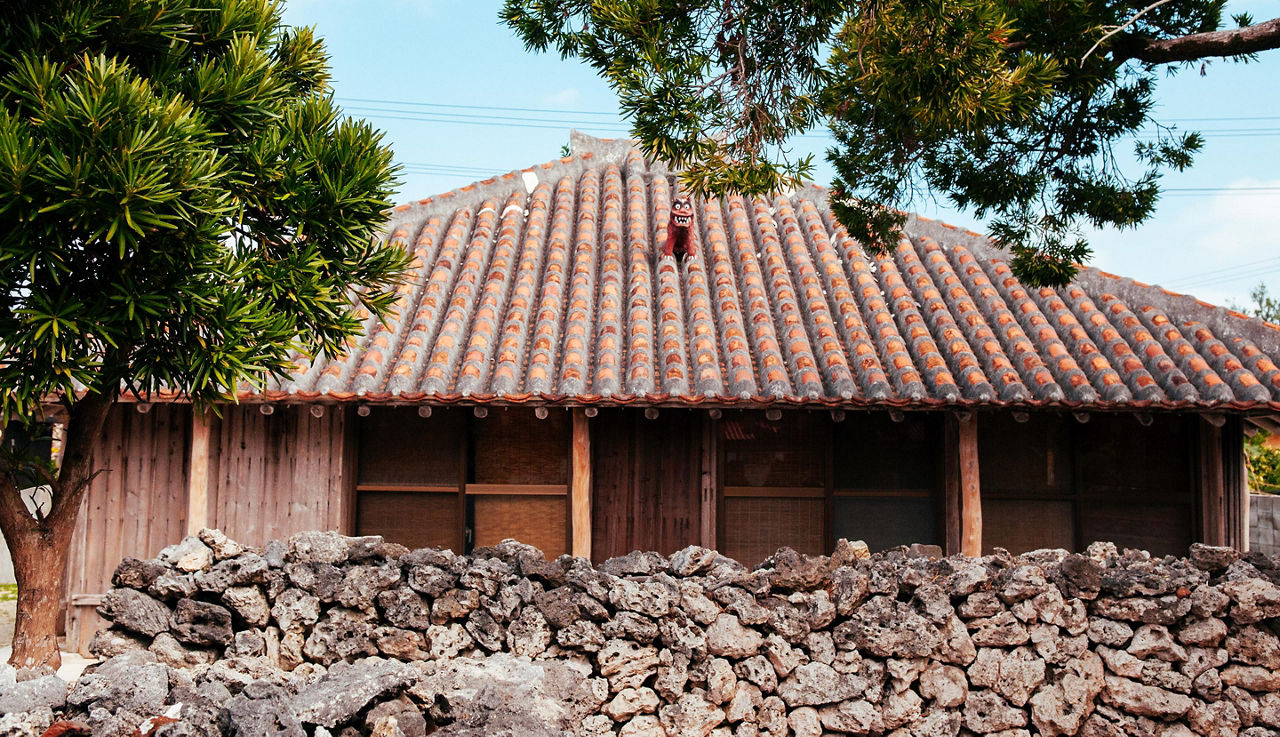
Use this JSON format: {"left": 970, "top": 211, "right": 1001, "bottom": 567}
{"left": 1222, "top": 416, "right": 1247, "bottom": 550}
{"left": 943, "top": 417, "right": 962, "bottom": 556}
{"left": 1199, "top": 418, "right": 1226, "bottom": 546}
{"left": 700, "top": 416, "right": 717, "bottom": 550}
{"left": 67, "top": 405, "right": 190, "bottom": 653}
{"left": 186, "top": 411, "right": 211, "bottom": 535}
{"left": 209, "top": 406, "right": 346, "bottom": 547}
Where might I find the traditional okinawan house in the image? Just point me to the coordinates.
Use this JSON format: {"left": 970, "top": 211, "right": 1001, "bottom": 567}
{"left": 61, "top": 132, "right": 1280, "bottom": 650}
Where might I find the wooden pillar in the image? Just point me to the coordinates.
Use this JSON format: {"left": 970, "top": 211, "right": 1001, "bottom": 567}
{"left": 699, "top": 413, "right": 718, "bottom": 550}
{"left": 572, "top": 409, "right": 592, "bottom": 559}
{"left": 946, "top": 412, "right": 982, "bottom": 556}
{"left": 186, "top": 409, "right": 212, "bottom": 536}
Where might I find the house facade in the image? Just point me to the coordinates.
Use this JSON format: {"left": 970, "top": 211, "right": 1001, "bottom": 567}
{"left": 63, "top": 134, "right": 1276, "bottom": 651}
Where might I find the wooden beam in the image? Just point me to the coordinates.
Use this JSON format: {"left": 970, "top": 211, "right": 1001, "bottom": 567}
{"left": 571, "top": 409, "right": 592, "bottom": 559}
{"left": 186, "top": 410, "right": 212, "bottom": 536}
{"left": 957, "top": 413, "right": 982, "bottom": 556}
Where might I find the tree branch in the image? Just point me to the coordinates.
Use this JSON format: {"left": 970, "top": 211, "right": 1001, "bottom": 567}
{"left": 1111, "top": 16, "right": 1280, "bottom": 64}
{"left": 1081, "top": 0, "right": 1175, "bottom": 65}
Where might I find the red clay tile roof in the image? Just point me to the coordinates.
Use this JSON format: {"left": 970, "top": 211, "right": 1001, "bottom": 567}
{"left": 265, "top": 135, "right": 1280, "bottom": 410}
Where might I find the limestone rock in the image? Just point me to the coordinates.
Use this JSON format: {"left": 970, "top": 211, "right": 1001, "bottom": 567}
{"left": 777, "top": 662, "right": 864, "bottom": 707}
{"left": 291, "top": 657, "right": 416, "bottom": 727}
{"left": 609, "top": 578, "right": 679, "bottom": 619}
{"left": 706, "top": 614, "right": 763, "bottom": 659}
{"left": 1227, "top": 625, "right": 1280, "bottom": 669}
{"left": 222, "top": 586, "right": 270, "bottom": 627}
{"left": 304, "top": 607, "right": 379, "bottom": 665}
{"left": 159, "top": 537, "right": 214, "bottom": 573}
{"left": 97, "top": 588, "right": 171, "bottom": 637}
{"left": 1101, "top": 675, "right": 1194, "bottom": 719}
{"left": 1176, "top": 617, "right": 1227, "bottom": 648}
{"left": 835, "top": 596, "right": 941, "bottom": 658}
{"left": 197, "top": 553, "right": 269, "bottom": 593}
{"left": 603, "top": 687, "right": 661, "bottom": 721}
{"left": 598, "top": 640, "right": 660, "bottom": 692}
{"left": 271, "top": 588, "right": 321, "bottom": 632}
{"left": 969, "top": 611, "right": 1031, "bottom": 648}
{"left": 657, "top": 694, "right": 725, "bottom": 737}
{"left": 508, "top": 607, "right": 552, "bottom": 658}
{"left": 963, "top": 690, "right": 1027, "bottom": 733}
{"left": 1129, "top": 624, "right": 1188, "bottom": 662}
{"left": 197, "top": 528, "right": 246, "bottom": 561}
{"left": 0, "top": 674, "right": 66, "bottom": 715}
{"left": 86, "top": 628, "right": 149, "bottom": 659}
{"left": 171, "top": 598, "right": 234, "bottom": 647}
{"left": 149, "top": 632, "right": 217, "bottom": 668}
{"left": 66, "top": 651, "right": 169, "bottom": 715}
{"left": 288, "top": 531, "right": 350, "bottom": 565}
{"left": 225, "top": 681, "right": 306, "bottom": 737}
{"left": 920, "top": 663, "right": 968, "bottom": 708}
{"left": 820, "top": 699, "right": 885, "bottom": 734}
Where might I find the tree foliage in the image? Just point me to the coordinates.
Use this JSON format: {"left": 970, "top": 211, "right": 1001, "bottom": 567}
{"left": 503, "top": 0, "right": 1278, "bottom": 286}
{"left": 0, "top": 0, "right": 408, "bottom": 668}
{"left": 0, "top": 0, "right": 408, "bottom": 424}
{"left": 1246, "top": 431, "right": 1280, "bottom": 493}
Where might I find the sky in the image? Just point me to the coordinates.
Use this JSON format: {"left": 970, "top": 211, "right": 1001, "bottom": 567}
{"left": 281, "top": 0, "right": 1280, "bottom": 310}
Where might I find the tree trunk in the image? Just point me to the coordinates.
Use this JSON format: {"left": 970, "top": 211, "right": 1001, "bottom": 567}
{"left": 0, "top": 392, "right": 113, "bottom": 669}
{"left": 4, "top": 509, "right": 75, "bottom": 670}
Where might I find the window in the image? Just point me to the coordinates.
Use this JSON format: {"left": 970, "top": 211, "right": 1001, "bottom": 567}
{"left": 721, "top": 412, "right": 825, "bottom": 564}
{"left": 468, "top": 410, "right": 570, "bottom": 557}
{"left": 832, "top": 412, "right": 940, "bottom": 552}
{"left": 356, "top": 408, "right": 464, "bottom": 551}
{"left": 355, "top": 408, "right": 570, "bottom": 556}
{"left": 979, "top": 413, "right": 1193, "bottom": 556}
{"left": 719, "top": 411, "right": 942, "bottom": 564}
{"left": 979, "top": 413, "right": 1075, "bottom": 554}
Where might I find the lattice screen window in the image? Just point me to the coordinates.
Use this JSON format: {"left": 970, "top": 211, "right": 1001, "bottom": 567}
{"left": 355, "top": 408, "right": 570, "bottom": 556}
{"left": 721, "top": 412, "right": 826, "bottom": 564}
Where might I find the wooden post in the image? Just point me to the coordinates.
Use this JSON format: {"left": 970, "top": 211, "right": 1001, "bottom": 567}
{"left": 957, "top": 413, "right": 982, "bottom": 556}
{"left": 572, "top": 409, "right": 592, "bottom": 559}
{"left": 186, "top": 410, "right": 212, "bottom": 536}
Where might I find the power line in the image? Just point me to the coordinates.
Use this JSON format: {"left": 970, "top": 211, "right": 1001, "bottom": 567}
{"left": 1191, "top": 264, "right": 1280, "bottom": 290}
{"left": 337, "top": 96, "right": 620, "bottom": 117}
{"left": 338, "top": 95, "right": 1280, "bottom": 126}
{"left": 1163, "top": 255, "right": 1280, "bottom": 287}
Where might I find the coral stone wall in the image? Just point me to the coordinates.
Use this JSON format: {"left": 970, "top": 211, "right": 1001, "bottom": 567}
{"left": 68, "top": 530, "right": 1280, "bottom": 737}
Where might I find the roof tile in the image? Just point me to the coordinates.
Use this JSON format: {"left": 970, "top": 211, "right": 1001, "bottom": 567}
{"left": 279, "top": 143, "right": 1280, "bottom": 409}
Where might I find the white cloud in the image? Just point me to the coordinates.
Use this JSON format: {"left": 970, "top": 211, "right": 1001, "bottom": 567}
{"left": 542, "top": 87, "right": 581, "bottom": 106}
